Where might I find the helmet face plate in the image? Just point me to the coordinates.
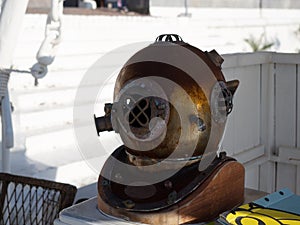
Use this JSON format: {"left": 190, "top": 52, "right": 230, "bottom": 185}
{"left": 111, "top": 41, "right": 232, "bottom": 162}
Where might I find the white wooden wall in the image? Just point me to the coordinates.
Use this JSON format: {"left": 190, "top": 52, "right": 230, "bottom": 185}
{"left": 221, "top": 52, "right": 300, "bottom": 194}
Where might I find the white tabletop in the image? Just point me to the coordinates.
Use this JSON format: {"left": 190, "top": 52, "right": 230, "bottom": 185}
{"left": 54, "top": 197, "right": 146, "bottom": 225}
{"left": 54, "top": 197, "right": 209, "bottom": 225}
{"left": 55, "top": 189, "right": 266, "bottom": 225}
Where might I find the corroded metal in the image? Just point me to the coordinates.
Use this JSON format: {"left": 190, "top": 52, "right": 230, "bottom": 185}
{"left": 98, "top": 145, "right": 235, "bottom": 212}
{"left": 111, "top": 36, "right": 238, "bottom": 161}
{"left": 94, "top": 103, "right": 113, "bottom": 134}
{"left": 94, "top": 34, "right": 239, "bottom": 162}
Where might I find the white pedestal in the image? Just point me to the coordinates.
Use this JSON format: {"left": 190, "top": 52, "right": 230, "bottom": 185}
{"left": 55, "top": 189, "right": 265, "bottom": 224}
{"left": 54, "top": 197, "right": 207, "bottom": 225}
{"left": 54, "top": 197, "right": 145, "bottom": 225}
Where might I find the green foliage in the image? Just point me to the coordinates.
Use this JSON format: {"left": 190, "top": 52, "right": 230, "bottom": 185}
{"left": 244, "top": 34, "right": 275, "bottom": 52}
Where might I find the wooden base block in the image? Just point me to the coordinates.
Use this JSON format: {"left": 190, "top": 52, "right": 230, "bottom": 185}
{"left": 98, "top": 161, "right": 245, "bottom": 225}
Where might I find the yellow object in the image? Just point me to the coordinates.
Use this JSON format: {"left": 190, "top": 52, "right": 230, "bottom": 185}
{"left": 225, "top": 203, "right": 300, "bottom": 225}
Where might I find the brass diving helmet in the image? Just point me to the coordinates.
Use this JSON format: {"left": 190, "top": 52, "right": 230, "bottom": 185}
{"left": 94, "top": 34, "right": 242, "bottom": 224}
{"left": 95, "top": 34, "right": 239, "bottom": 167}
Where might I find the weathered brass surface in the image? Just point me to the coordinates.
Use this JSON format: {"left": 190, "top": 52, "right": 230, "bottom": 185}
{"left": 96, "top": 34, "right": 243, "bottom": 224}
{"left": 110, "top": 36, "right": 238, "bottom": 161}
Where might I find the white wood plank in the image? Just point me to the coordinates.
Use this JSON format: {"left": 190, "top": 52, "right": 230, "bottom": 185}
{"left": 222, "top": 68, "right": 236, "bottom": 156}
{"left": 277, "top": 146, "right": 300, "bottom": 166}
{"left": 222, "top": 116, "right": 235, "bottom": 156}
{"left": 259, "top": 161, "right": 276, "bottom": 193}
{"left": 243, "top": 155, "right": 268, "bottom": 192}
{"left": 261, "top": 64, "right": 276, "bottom": 155}
{"left": 232, "top": 145, "right": 264, "bottom": 164}
{"left": 222, "top": 52, "right": 272, "bottom": 69}
{"left": 231, "top": 65, "right": 261, "bottom": 154}
{"left": 277, "top": 163, "right": 297, "bottom": 193}
{"left": 272, "top": 53, "right": 300, "bottom": 65}
{"left": 297, "top": 165, "right": 300, "bottom": 195}
{"left": 275, "top": 64, "right": 297, "bottom": 151}
{"left": 297, "top": 64, "right": 300, "bottom": 148}
{"left": 245, "top": 166, "right": 259, "bottom": 190}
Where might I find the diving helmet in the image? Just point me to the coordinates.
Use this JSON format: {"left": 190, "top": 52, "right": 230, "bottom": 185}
{"left": 94, "top": 34, "right": 242, "bottom": 224}
{"left": 95, "top": 34, "right": 238, "bottom": 165}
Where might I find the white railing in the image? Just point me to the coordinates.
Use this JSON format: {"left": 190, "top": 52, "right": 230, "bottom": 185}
{"left": 221, "top": 52, "right": 300, "bottom": 194}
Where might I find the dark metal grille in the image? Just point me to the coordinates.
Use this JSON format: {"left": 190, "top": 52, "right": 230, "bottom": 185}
{"left": 128, "top": 98, "right": 151, "bottom": 128}
{"left": 0, "top": 173, "right": 77, "bottom": 225}
{"left": 124, "top": 96, "right": 169, "bottom": 139}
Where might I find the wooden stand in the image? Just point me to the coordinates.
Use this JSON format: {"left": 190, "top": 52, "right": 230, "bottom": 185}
{"left": 98, "top": 160, "right": 245, "bottom": 225}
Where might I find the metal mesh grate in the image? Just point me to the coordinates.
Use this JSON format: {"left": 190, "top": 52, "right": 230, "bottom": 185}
{"left": 0, "top": 173, "right": 77, "bottom": 225}
{"left": 128, "top": 97, "right": 151, "bottom": 128}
